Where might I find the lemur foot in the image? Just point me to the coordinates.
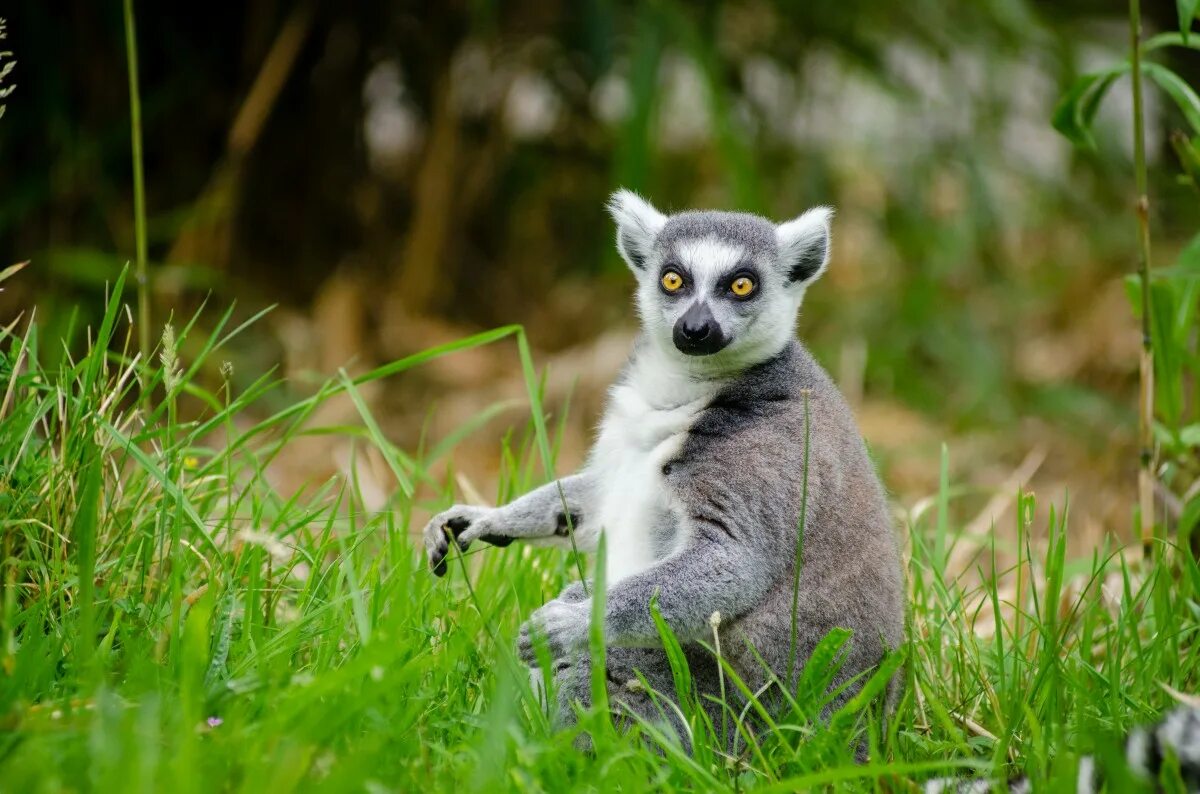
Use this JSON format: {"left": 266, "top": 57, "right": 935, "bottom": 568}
{"left": 422, "top": 505, "right": 513, "bottom": 577}
{"left": 517, "top": 597, "right": 590, "bottom": 666}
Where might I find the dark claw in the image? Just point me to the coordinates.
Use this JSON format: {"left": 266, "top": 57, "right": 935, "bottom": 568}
{"left": 444, "top": 517, "right": 482, "bottom": 552}
{"left": 431, "top": 542, "right": 448, "bottom": 577}
{"left": 430, "top": 515, "right": 508, "bottom": 576}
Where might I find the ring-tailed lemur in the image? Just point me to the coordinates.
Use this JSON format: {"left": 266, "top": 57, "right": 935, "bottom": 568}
{"left": 423, "top": 189, "right": 906, "bottom": 746}
{"left": 424, "top": 194, "right": 1200, "bottom": 791}
{"left": 419, "top": 192, "right": 1200, "bottom": 791}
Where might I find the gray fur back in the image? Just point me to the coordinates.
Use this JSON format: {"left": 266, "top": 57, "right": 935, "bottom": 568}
{"left": 669, "top": 340, "right": 904, "bottom": 702}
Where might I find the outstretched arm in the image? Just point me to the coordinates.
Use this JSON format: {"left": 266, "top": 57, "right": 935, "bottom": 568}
{"left": 423, "top": 473, "right": 599, "bottom": 576}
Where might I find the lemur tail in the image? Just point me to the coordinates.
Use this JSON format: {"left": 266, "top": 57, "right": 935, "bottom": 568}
{"left": 924, "top": 706, "right": 1200, "bottom": 793}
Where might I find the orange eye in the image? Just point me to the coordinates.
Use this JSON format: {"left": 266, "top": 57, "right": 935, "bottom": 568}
{"left": 731, "top": 276, "right": 755, "bottom": 297}
{"left": 661, "top": 271, "right": 684, "bottom": 292}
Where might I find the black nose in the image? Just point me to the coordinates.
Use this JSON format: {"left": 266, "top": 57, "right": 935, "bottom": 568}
{"left": 681, "top": 316, "right": 712, "bottom": 341}
{"left": 672, "top": 303, "right": 729, "bottom": 356}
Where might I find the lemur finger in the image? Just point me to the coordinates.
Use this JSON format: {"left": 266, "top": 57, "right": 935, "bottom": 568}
{"left": 452, "top": 516, "right": 515, "bottom": 551}
{"left": 429, "top": 536, "right": 450, "bottom": 577}
{"left": 455, "top": 525, "right": 513, "bottom": 549}
{"left": 516, "top": 623, "right": 536, "bottom": 666}
{"left": 517, "top": 618, "right": 561, "bottom": 666}
{"left": 423, "top": 509, "right": 480, "bottom": 576}
{"left": 426, "top": 518, "right": 463, "bottom": 577}
{"left": 422, "top": 520, "right": 450, "bottom": 577}
{"left": 445, "top": 516, "right": 471, "bottom": 546}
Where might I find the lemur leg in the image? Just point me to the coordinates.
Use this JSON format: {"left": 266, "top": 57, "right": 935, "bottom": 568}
{"left": 519, "top": 518, "right": 783, "bottom": 664}
{"left": 423, "top": 473, "right": 598, "bottom": 576}
{"left": 552, "top": 647, "right": 691, "bottom": 750}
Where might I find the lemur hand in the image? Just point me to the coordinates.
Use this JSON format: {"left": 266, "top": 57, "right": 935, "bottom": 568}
{"left": 517, "top": 598, "right": 591, "bottom": 666}
{"left": 422, "top": 505, "right": 513, "bottom": 577}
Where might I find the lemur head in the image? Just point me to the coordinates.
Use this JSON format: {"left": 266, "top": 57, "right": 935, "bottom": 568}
{"left": 607, "top": 189, "right": 832, "bottom": 375}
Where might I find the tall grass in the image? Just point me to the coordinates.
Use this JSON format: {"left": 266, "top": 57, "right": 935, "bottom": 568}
{"left": 0, "top": 276, "right": 1197, "bottom": 791}
{"left": 121, "top": 0, "right": 150, "bottom": 372}
{"left": 0, "top": 3, "right": 1196, "bottom": 789}
{"left": 1053, "top": 1, "right": 1200, "bottom": 554}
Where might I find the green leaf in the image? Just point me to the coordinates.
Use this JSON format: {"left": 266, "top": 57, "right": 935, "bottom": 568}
{"left": 1145, "top": 62, "right": 1200, "bottom": 137}
{"left": 1169, "top": 130, "right": 1200, "bottom": 189}
{"left": 1151, "top": 222, "right": 1200, "bottom": 282}
{"left": 1180, "top": 423, "right": 1200, "bottom": 447}
{"left": 1146, "top": 31, "right": 1200, "bottom": 53}
{"left": 831, "top": 648, "right": 906, "bottom": 722}
{"left": 795, "top": 627, "right": 853, "bottom": 712}
{"left": 0, "top": 260, "right": 28, "bottom": 284}
{"left": 337, "top": 370, "right": 415, "bottom": 498}
{"left": 1150, "top": 281, "right": 1183, "bottom": 425}
{"left": 1173, "top": 228, "right": 1200, "bottom": 278}
{"left": 97, "top": 417, "right": 221, "bottom": 558}
{"left": 1180, "top": 493, "right": 1200, "bottom": 548}
{"left": 71, "top": 443, "right": 102, "bottom": 673}
{"left": 1052, "top": 67, "right": 1126, "bottom": 149}
{"left": 1179, "top": 0, "right": 1199, "bottom": 44}
{"left": 649, "top": 591, "right": 693, "bottom": 708}
{"left": 588, "top": 533, "right": 610, "bottom": 720}
{"left": 1056, "top": 60, "right": 1200, "bottom": 148}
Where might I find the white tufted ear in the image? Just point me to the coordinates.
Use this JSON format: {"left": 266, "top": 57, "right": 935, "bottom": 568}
{"left": 607, "top": 189, "right": 667, "bottom": 272}
{"left": 776, "top": 206, "right": 833, "bottom": 285}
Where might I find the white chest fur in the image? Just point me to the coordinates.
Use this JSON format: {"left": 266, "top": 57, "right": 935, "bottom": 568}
{"left": 586, "top": 368, "right": 716, "bottom": 585}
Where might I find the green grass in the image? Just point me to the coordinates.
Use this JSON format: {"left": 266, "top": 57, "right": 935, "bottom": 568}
{"left": 0, "top": 277, "right": 1198, "bottom": 792}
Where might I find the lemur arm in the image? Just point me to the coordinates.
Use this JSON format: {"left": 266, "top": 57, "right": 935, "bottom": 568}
{"left": 423, "top": 473, "right": 599, "bottom": 576}
{"left": 602, "top": 511, "right": 788, "bottom": 647}
{"left": 517, "top": 400, "right": 809, "bottom": 663}
{"left": 517, "top": 504, "right": 795, "bottom": 662}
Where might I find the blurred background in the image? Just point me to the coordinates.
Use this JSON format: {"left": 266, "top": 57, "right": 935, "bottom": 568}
{"left": 3, "top": 0, "right": 1197, "bottom": 545}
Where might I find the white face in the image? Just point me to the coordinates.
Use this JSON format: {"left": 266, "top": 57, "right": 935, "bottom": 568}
{"left": 607, "top": 190, "right": 832, "bottom": 376}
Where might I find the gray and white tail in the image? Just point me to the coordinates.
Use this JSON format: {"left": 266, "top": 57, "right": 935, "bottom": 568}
{"left": 925, "top": 706, "right": 1200, "bottom": 793}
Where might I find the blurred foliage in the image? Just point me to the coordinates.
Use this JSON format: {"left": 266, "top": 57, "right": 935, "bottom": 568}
{"left": 0, "top": 0, "right": 1197, "bottom": 485}
{"left": 1050, "top": 13, "right": 1200, "bottom": 545}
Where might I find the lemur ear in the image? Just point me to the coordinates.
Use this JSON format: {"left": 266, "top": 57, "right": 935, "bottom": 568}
{"left": 607, "top": 189, "right": 667, "bottom": 271}
{"left": 776, "top": 206, "right": 833, "bottom": 285}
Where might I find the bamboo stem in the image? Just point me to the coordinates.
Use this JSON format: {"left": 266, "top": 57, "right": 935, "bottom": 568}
{"left": 1129, "top": 0, "right": 1156, "bottom": 553}
{"left": 123, "top": 0, "right": 150, "bottom": 391}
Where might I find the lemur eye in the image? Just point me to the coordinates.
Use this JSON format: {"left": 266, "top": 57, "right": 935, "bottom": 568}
{"left": 730, "top": 276, "right": 755, "bottom": 297}
{"left": 661, "top": 271, "right": 684, "bottom": 292}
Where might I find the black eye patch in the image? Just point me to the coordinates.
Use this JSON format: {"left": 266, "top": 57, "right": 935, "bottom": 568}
{"left": 718, "top": 265, "right": 761, "bottom": 299}
{"left": 658, "top": 262, "right": 692, "bottom": 295}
